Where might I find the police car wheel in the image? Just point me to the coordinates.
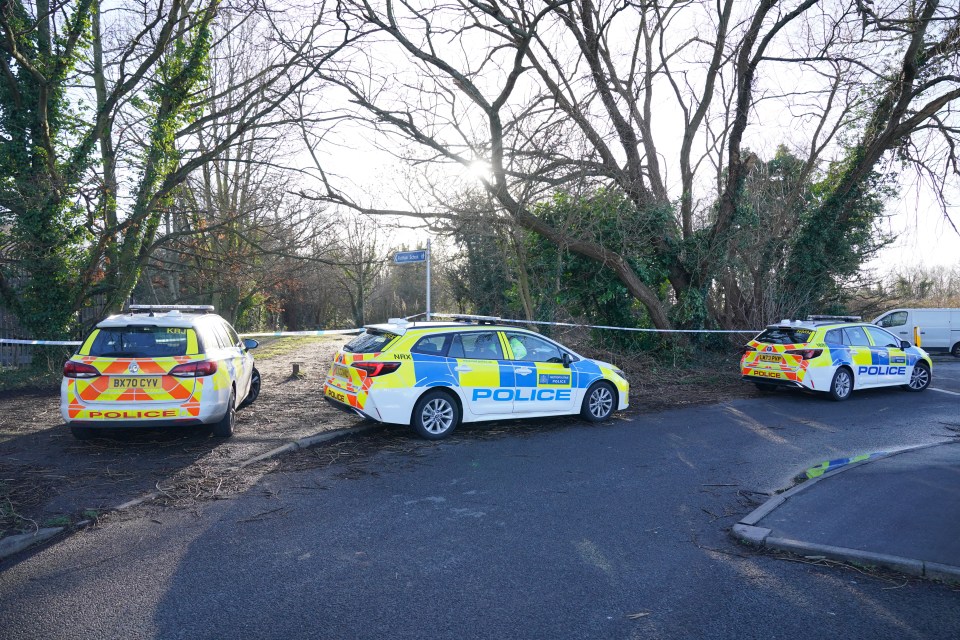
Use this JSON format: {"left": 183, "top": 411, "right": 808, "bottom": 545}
{"left": 905, "top": 363, "right": 931, "bottom": 392}
{"left": 829, "top": 368, "right": 853, "bottom": 401}
{"left": 240, "top": 367, "right": 261, "bottom": 409}
{"left": 412, "top": 390, "right": 460, "bottom": 440}
{"left": 952, "top": 342, "right": 960, "bottom": 358}
{"left": 581, "top": 382, "right": 615, "bottom": 422}
{"left": 212, "top": 389, "right": 236, "bottom": 438}
{"left": 70, "top": 426, "right": 100, "bottom": 441}
{"left": 754, "top": 383, "right": 777, "bottom": 393}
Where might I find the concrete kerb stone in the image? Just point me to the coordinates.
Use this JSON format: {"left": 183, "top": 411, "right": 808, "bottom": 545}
{"left": 0, "top": 527, "right": 64, "bottom": 560}
{"left": 0, "top": 423, "right": 383, "bottom": 563}
{"left": 766, "top": 537, "right": 925, "bottom": 577}
{"left": 731, "top": 523, "right": 770, "bottom": 545}
{"left": 925, "top": 561, "right": 960, "bottom": 584}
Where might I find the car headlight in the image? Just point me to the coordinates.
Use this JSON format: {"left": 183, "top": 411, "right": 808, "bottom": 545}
{"left": 612, "top": 367, "right": 626, "bottom": 379}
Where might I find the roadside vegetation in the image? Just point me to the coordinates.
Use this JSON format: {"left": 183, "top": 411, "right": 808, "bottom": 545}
{"left": 0, "top": 0, "right": 957, "bottom": 362}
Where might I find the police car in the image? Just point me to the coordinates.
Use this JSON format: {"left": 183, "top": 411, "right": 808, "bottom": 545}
{"left": 62, "top": 305, "right": 260, "bottom": 439}
{"left": 740, "top": 315, "right": 933, "bottom": 400}
{"left": 322, "top": 315, "right": 629, "bottom": 439}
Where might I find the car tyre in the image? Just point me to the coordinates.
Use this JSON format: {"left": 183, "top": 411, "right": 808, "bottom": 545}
{"left": 952, "top": 342, "right": 960, "bottom": 358}
{"left": 239, "top": 367, "right": 261, "bottom": 409}
{"left": 412, "top": 390, "right": 460, "bottom": 440}
{"left": 212, "top": 389, "right": 236, "bottom": 438}
{"left": 754, "top": 382, "right": 777, "bottom": 393}
{"left": 829, "top": 368, "right": 853, "bottom": 401}
{"left": 904, "top": 362, "right": 931, "bottom": 392}
{"left": 70, "top": 426, "right": 99, "bottom": 441}
{"left": 581, "top": 381, "right": 616, "bottom": 422}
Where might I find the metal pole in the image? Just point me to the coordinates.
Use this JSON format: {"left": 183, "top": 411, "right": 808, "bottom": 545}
{"left": 426, "top": 239, "right": 431, "bottom": 321}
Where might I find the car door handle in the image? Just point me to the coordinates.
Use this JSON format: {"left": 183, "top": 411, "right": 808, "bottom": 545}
{"left": 898, "top": 331, "right": 908, "bottom": 334}
{"left": 455, "top": 365, "right": 472, "bottom": 372}
{"left": 514, "top": 367, "right": 533, "bottom": 375}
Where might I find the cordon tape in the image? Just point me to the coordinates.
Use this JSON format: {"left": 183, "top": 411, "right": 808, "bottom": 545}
{"left": 1, "top": 314, "right": 761, "bottom": 347}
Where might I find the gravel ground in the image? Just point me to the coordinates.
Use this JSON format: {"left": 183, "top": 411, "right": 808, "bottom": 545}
{"left": 0, "top": 336, "right": 753, "bottom": 538}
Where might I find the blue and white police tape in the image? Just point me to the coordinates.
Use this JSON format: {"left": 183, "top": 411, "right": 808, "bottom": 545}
{"left": 0, "top": 328, "right": 361, "bottom": 347}
{"left": 433, "top": 313, "right": 759, "bottom": 334}
{"left": 239, "top": 329, "right": 361, "bottom": 338}
{"left": 0, "top": 338, "right": 82, "bottom": 346}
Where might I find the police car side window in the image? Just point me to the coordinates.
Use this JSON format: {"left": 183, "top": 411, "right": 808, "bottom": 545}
{"left": 824, "top": 329, "right": 846, "bottom": 345}
{"left": 412, "top": 334, "right": 450, "bottom": 356}
{"left": 843, "top": 326, "right": 871, "bottom": 347}
{"left": 452, "top": 332, "right": 503, "bottom": 360}
{"left": 224, "top": 323, "right": 242, "bottom": 348}
{"left": 212, "top": 322, "right": 234, "bottom": 349}
{"left": 506, "top": 332, "right": 563, "bottom": 363}
{"left": 865, "top": 326, "right": 900, "bottom": 349}
{"left": 197, "top": 325, "right": 218, "bottom": 352}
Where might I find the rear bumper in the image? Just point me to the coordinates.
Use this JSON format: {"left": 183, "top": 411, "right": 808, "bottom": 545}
{"left": 741, "top": 375, "right": 804, "bottom": 389}
{"left": 324, "top": 395, "right": 376, "bottom": 421}
{"left": 61, "top": 385, "right": 230, "bottom": 425}
{"left": 68, "top": 418, "right": 206, "bottom": 429}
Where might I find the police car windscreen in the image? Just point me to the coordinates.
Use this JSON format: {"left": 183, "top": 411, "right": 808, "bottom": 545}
{"left": 344, "top": 330, "right": 396, "bottom": 353}
{"left": 756, "top": 327, "right": 813, "bottom": 345}
{"left": 88, "top": 326, "right": 189, "bottom": 358}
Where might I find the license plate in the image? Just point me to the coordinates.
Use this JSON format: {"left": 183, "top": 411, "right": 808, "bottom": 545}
{"left": 111, "top": 377, "right": 161, "bottom": 389}
{"left": 334, "top": 364, "right": 351, "bottom": 379}
{"left": 758, "top": 354, "right": 782, "bottom": 363}
{"left": 325, "top": 385, "right": 348, "bottom": 403}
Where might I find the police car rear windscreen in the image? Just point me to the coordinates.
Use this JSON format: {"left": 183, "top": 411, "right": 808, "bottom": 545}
{"left": 87, "top": 326, "right": 190, "bottom": 358}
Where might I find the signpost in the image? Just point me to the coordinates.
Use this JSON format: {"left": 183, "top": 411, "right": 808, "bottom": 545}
{"left": 393, "top": 239, "right": 431, "bottom": 320}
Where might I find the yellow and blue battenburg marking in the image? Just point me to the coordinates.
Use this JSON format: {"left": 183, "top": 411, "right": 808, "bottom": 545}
{"left": 323, "top": 324, "right": 628, "bottom": 421}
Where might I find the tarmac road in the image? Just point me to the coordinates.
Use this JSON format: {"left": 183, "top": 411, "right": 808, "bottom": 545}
{"left": 1, "top": 362, "right": 959, "bottom": 639}
{"left": 931, "top": 354, "right": 960, "bottom": 393}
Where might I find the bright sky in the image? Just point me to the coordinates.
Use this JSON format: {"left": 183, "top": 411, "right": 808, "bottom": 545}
{"left": 298, "top": 2, "right": 960, "bottom": 274}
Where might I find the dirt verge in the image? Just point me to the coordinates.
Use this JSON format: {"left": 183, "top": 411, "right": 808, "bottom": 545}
{"left": 0, "top": 336, "right": 753, "bottom": 541}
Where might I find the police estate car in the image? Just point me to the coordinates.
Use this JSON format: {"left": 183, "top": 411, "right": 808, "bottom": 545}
{"left": 740, "top": 315, "right": 932, "bottom": 400}
{"left": 62, "top": 305, "right": 260, "bottom": 439}
{"left": 323, "top": 316, "right": 629, "bottom": 439}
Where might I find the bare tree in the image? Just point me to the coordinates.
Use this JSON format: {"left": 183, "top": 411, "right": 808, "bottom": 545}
{"left": 294, "top": 0, "right": 959, "bottom": 329}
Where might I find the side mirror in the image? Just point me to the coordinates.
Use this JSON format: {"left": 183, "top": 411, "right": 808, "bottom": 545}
{"left": 561, "top": 352, "right": 572, "bottom": 368}
{"left": 243, "top": 338, "right": 259, "bottom": 351}
{"left": 900, "top": 340, "right": 911, "bottom": 350}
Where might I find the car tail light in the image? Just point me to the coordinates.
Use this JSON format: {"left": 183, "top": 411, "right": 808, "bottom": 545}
{"left": 742, "top": 345, "right": 756, "bottom": 355}
{"left": 785, "top": 349, "right": 823, "bottom": 360}
{"left": 64, "top": 361, "right": 100, "bottom": 378}
{"left": 170, "top": 360, "right": 218, "bottom": 377}
{"left": 352, "top": 362, "right": 401, "bottom": 377}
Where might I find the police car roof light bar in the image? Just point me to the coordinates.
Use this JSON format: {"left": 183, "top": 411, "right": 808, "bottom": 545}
{"left": 128, "top": 304, "right": 215, "bottom": 314}
{"left": 807, "top": 314, "right": 861, "bottom": 322}
{"left": 435, "top": 313, "right": 503, "bottom": 325}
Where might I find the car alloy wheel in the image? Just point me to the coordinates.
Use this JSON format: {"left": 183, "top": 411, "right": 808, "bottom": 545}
{"left": 212, "top": 389, "right": 236, "bottom": 437}
{"left": 581, "top": 382, "right": 615, "bottom": 421}
{"left": 907, "top": 363, "right": 930, "bottom": 392}
{"left": 412, "top": 390, "right": 460, "bottom": 440}
{"left": 830, "top": 368, "right": 852, "bottom": 401}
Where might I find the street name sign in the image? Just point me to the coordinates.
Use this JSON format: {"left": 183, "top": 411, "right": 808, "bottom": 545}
{"left": 394, "top": 250, "right": 427, "bottom": 264}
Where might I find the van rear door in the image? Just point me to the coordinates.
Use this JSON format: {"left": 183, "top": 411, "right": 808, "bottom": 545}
{"left": 914, "top": 309, "right": 950, "bottom": 350}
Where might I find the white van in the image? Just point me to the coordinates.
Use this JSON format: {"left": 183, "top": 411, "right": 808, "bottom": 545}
{"left": 873, "top": 308, "right": 960, "bottom": 356}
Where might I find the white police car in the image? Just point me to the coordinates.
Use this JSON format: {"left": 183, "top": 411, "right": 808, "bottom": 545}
{"left": 322, "top": 315, "right": 630, "bottom": 439}
{"left": 741, "top": 315, "right": 933, "bottom": 400}
{"left": 62, "top": 305, "right": 260, "bottom": 439}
